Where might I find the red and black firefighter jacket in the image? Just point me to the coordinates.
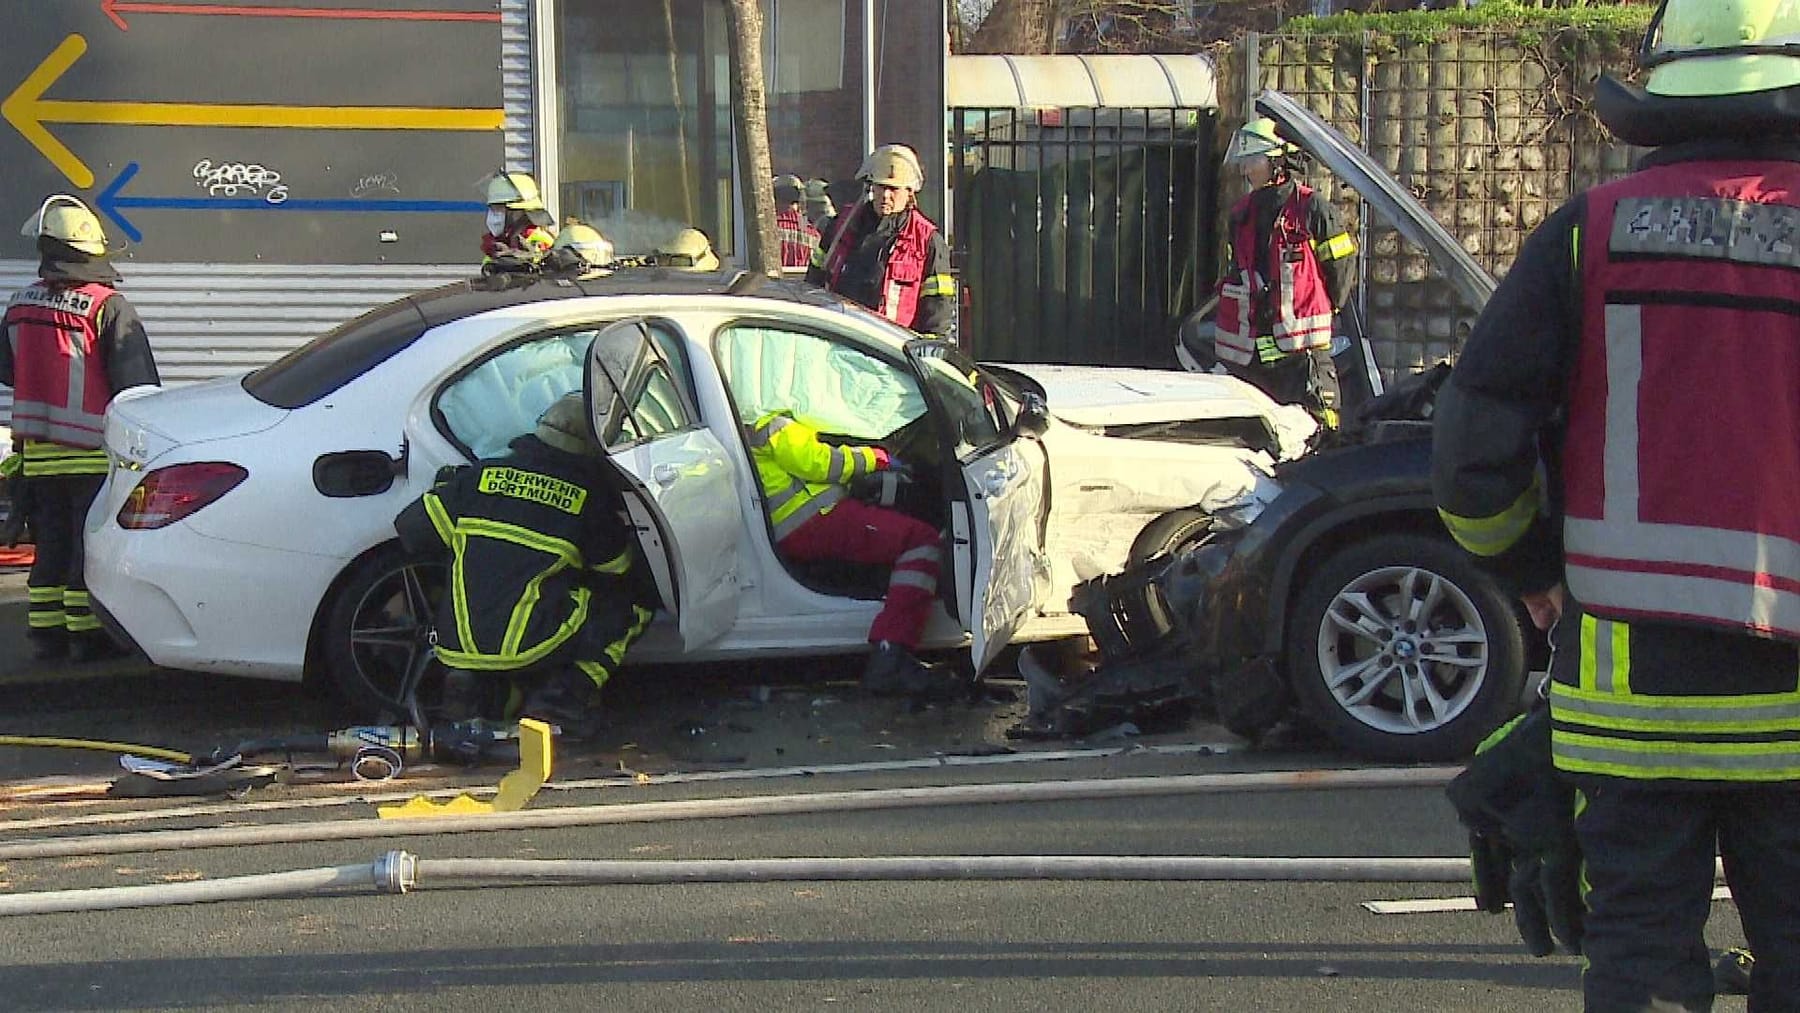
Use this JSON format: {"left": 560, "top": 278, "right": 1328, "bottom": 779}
{"left": 807, "top": 202, "right": 955, "bottom": 337}
{"left": 0, "top": 255, "right": 160, "bottom": 477}
{"left": 1214, "top": 179, "right": 1357, "bottom": 366}
{"left": 1431, "top": 137, "right": 1800, "bottom": 785}
{"left": 394, "top": 434, "right": 649, "bottom": 681}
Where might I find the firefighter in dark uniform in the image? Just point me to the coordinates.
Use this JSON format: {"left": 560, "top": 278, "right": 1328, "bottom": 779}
{"left": 1214, "top": 118, "right": 1357, "bottom": 428}
{"left": 0, "top": 195, "right": 160, "bottom": 662}
{"left": 395, "top": 393, "right": 654, "bottom": 734}
{"left": 1433, "top": 1, "right": 1800, "bottom": 1006}
{"left": 807, "top": 144, "right": 956, "bottom": 338}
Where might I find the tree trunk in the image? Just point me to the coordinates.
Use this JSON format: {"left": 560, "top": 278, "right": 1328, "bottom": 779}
{"left": 724, "top": 0, "right": 779, "bottom": 276}
{"left": 965, "top": 0, "right": 1057, "bottom": 55}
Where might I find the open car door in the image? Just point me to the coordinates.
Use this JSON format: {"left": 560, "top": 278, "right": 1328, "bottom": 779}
{"left": 586, "top": 319, "right": 740, "bottom": 648}
{"left": 904, "top": 340, "right": 1049, "bottom": 672}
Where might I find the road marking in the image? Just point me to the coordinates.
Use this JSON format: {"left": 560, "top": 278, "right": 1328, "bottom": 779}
{"left": 4, "top": 34, "right": 503, "bottom": 188}
{"left": 103, "top": 0, "right": 503, "bottom": 31}
{"left": 1363, "top": 885, "right": 1733, "bottom": 915}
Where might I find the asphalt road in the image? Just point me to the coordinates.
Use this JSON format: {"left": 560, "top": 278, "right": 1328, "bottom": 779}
{"left": 0, "top": 569, "right": 1753, "bottom": 1011}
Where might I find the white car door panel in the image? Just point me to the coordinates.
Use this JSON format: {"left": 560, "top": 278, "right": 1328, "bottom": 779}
{"left": 587, "top": 319, "right": 741, "bottom": 649}
{"left": 905, "top": 340, "right": 1048, "bottom": 671}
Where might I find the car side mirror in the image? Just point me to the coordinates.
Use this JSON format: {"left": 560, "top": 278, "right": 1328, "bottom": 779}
{"left": 1015, "top": 392, "right": 1049, "bottom": 438}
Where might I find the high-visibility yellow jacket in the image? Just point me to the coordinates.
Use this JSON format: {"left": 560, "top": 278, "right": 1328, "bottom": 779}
{"left": 747, "top": 410, "right": 884, "bottom": 540}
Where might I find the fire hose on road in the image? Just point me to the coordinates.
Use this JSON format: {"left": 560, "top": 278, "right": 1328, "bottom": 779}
{"left": 0, "top": 850, "right": 1478, "bottom": 917}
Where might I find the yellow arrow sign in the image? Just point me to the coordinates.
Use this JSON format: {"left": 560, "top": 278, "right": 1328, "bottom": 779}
{"left": 4, "top": 34, "right": 504, "bottom": 188}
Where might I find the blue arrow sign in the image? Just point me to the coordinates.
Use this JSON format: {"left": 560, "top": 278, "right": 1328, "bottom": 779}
{"left": 98, "top": 161, "right": 488, "bottom": 241}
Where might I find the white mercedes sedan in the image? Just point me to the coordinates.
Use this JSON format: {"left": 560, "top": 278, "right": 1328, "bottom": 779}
{"left": 86, "top": 269, "right": 1307, "bottom": 717}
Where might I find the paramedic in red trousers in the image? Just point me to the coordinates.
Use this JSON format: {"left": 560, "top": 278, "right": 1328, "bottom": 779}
{"left": 774, "top": 174, "right": 821, "bottom": 270}
{"left": 1214, "top": 118, "right": 1357, "bottom": 428}
{"left": 807, "top": 144, "right": 956, "bottom": 338}
{"left": 480, "top": 171, "right": 556, "bottom": 265}
{"left": 748, "top": 408, "right": 958, "bottom": 699}
{"left": 1432, "top": 1, "right": 1800, "bottom": 1008}
{"left": 0, "top": 195, "right": 159, "bottom": 662}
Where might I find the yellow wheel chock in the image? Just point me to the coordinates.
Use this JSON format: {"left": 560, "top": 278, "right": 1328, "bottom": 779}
{"left": 378, "top": 718, "right": 553, "bottom": 819}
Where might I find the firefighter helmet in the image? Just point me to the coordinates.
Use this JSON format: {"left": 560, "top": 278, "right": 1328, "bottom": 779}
{"left": 535, "top": 393, "right": 597, "bottom": 456}
{"left": 1223, "top": 118, "right": 1300, "bottom": 164}
{"left": 550, "top": 222, "right": 614, "bottom": 269}
{"left": 773, "top": 174, "right": 805, "bottom": 200}
{"left": 21, "top": 195, "right": 107, "bottom": 256}
{"left": 1641, "top": 0, "right": 1800, "bottom": 97}
{"left": 655, "top": 228, "right": 721, "bottom": 271}
{"left": 857, "top": 144, "right": 925, "bottom": 190}
{"left": 484, "top": 171, "right": 546, "bottom": 211}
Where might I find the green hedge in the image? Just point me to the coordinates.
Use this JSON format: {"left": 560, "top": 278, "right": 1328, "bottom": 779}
{"left": 1287, "top": 0, "right": 1654, "bottom": 43}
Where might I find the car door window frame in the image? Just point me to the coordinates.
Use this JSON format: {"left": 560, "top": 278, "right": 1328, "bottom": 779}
{"left": 432, "top": 317, "right": 701, "bottom": 461}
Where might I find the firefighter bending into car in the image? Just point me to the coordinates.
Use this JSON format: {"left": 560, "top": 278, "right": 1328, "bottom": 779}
{"left": 480, "top": 171, "right": 556, "bottom": 266}
{"left": 807, "top": 144, "right": 956, "bottom": 338}
{"left": 748, "top": 409, "right": 959, "bottom": 700}
{"left": 395, "top": 393, "right": 654, "bottom": 736}
{"left": 1214, "top": 118, "right": 1357, "bottom": 428}
{"left": 1433, "top": 1, "right": 1800, "bottom": 1006}
{"left": 1, "top": 195, "right": 160, "bottom": 663}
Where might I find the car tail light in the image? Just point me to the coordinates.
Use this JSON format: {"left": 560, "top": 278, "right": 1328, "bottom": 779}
{"left": 117, "top": 462, "right": 248, "bottom": 530}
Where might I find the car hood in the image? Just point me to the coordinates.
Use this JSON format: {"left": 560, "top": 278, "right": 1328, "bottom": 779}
{"left": 1257, "top": 90, "right": 1497, "bottom": 314}
{"left": 996, "top": 362, "right": 1316, "bottom": 460}
{"left": 105, "top": 376, "right": 288, "bottom": 467}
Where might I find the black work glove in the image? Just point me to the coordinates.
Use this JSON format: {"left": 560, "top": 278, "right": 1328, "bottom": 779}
{"left": 849, "top": 461, "right": 912, "bottom": 507}
{"left": 1445, "top": 705, "right": 1584, "bottom": 957}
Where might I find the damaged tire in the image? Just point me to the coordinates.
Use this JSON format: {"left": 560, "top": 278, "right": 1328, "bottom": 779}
{"left": 1287, "top": 533, "right": 1525, "bottom": 762}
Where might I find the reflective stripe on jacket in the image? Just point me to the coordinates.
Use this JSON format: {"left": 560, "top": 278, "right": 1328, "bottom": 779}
{"left": 1564, "top": 161, "right": 1800, "bottom": 641}
{"left": 1214, "top": 185, "right": 1346, "bottom": 365}
{"left": 5, "top": 281, "right": 114, "bottom": 450}
{"left": 819, "top": 205, "right": 951, "bottom": 331}
{"left": 1547, "top": 604, "right": 1800, "bottom": 782}
{"left": 748, "top": 411, "right": 881, "bottom": 540}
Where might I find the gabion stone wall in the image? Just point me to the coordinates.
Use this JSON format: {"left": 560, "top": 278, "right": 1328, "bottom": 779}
{"left": 1216, "top": 30, "right": 1640, "bottom": 377}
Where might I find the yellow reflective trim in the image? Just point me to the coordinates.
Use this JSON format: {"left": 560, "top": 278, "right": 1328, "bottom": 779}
{"left": 921, "top": 273, "right": 956, "bottom": 297}
{"left": 576, "top": 659, "right": 611, "bottom": 688}
{"left": 1579, "top": 614, "right": 1598, "bottom": 692}
{"left": 605, "top": 605, "right": 655, "bottom": 666}
{"left": 590, "top": 547, "right": 632, "bottom": 575}
{"left": 449, "top": 528, "right": 476, "bottom": 651}
{"left": 28, "top": 613, "right": 64, "bottom": 628}
{"left": 1552, "top": 681, "right": 1800, "bottom": 710}
{"left": 459, "top": 518, "right": 582, "bottom": 566}
{"left": 1314, "top": 232, "right": 1356, "bottom": 261}
{"left": 1552, "top": 686, "right": 1800, "bottom": 735}
{"left": 476, "top": 466, "right": 587, "bottom": 516}
{"left": 1553, "top": 730, "right": 1800, "bottom": 781}
{"left": 1438, "top": 477, "right": 1541, "bottom": 557}
{"left": 0, "top": 455, "right": 19, "bottom": 478}
{"left": 28, "top": 587, "right": 64, "bottom": 603}
{"left": 1611, "top": 616, "right": 1631, "bottom": 695}
{"left": 423, "top": 493, "right": 454, "bottom": 547}
{"left": 65, "top": 616, "right": 101, "bottom": 632}
{"left": 62, "top": 590, "right": 90, "bottom": 606}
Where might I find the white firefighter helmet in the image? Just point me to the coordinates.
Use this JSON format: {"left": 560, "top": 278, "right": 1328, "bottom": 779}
{"left": 857, "top": 144, "right": 925, "bottom": 190}
{"left": 1223, "top": 118, "right": 1300, "bottom": 165}
{"left": 535, "top": 392, "right": 597, "bottom": 456}
{"left": 655, "top": 228, "right": 721, "bottom": 271}
{"left": 1642, "top": 0, "right": 1800, "bottom": 98}
{"left": 550, "top": 222, "right": 615, "bottom": 269}
{"left": 484, "top": 171, "right": 545, "bottom": 211}
{"left": 21, "top": 195, "right": 107, "bottom": 256}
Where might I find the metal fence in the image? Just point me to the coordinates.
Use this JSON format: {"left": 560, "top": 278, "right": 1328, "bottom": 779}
{"left": 949, "top": 106, "right": 1219, "bottom": 367}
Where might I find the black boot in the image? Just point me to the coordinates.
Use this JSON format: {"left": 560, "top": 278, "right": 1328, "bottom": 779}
{"left": 861, "top": 642, "right": 962, "bottom": 701}
{"left": 67, "top": 634, "right": 126, "bottom": 664}
{"left": 521, "top": 669, "right": 600, "bottom": 740}
{"left": 437, "top": 669, "right": 483, "bottom": 723}
{"left": 1714, "top": 947, "right": 1753, "bottom": 996}
{"left": 27, "top": 631, "right": 67, "bottom": 662}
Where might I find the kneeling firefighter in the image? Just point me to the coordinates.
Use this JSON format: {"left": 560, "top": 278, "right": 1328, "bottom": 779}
{"left": 395, "top": 394, "right": 654, "bottom": 734}
{"left": 1434, "top": 0, "right": 1800, "bottom": 1007}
